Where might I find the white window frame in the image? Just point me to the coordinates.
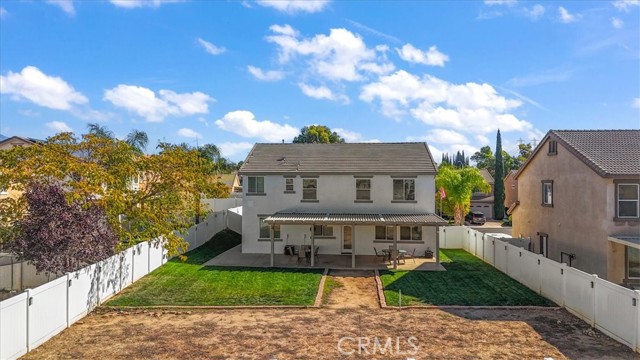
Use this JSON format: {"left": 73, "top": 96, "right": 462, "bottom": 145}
{"left": 375, "top": 225, "right": 394, "bottom": 241}
{"left": 617, "top": 183, "right": 639, "bottom": 219}
{"left": 248, "top": 176, "right": 265, "bottom": 194}
{"left": 258, "top": 216, "right": 280, "bottom": 239}
{"left": 541, "top": 180, "right": 553, "bottom": 206}
{"left": 313, "top": 225, "right": 333, "bottom": 237}
{"left": 393, "top": 179, "right": 415, "bottom": 201}
{"left": 285, "top": 178, "right": 294, "bottom": 192}
{"left": 302, "top": 178, "right": 317, "bottom": 200}
{"left": 400, "top": 226, "right": 422, "bottom": 241}
{"left": 355, "top": 179, "right": 371, "bottom": 201}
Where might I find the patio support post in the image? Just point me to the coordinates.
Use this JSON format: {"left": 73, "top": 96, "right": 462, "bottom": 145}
{"left": 269, "top": 224, "right": 274, "bottom": 267}
{"left": 393, "top": 224, "right": 398, "bottom": 269}
{"left": 351, "top": 224, "right": 356, "bottom": 269}
{"left": 435, "top": 225, "right": 440, "bottom": 266}
{"left": 311, "top": 223, "right": 315, "bottom": 267}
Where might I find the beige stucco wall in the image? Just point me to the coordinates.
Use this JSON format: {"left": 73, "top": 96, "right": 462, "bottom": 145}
{"left": 504, "top": 173, "right": 518, "bottom": 208}
{"left": 512, "top": 137, "right": 638, "bottom": 283}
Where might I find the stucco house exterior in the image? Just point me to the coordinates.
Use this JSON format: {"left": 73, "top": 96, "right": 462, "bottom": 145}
{"left": 470, "top": 168, "right": 495, "bottom": 219}
{"left": 237, "top": 142, "right": 446, "bottom": 268}
{"left": 512, "top": 130, "right": 640, "bottom": 285}
{"left": 504, "top": 169, "right": 518, "bottom": 214}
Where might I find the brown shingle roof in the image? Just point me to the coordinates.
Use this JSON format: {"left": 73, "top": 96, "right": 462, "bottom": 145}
{"left": 516, "top": 130, "right": 640, "bottom": 179}
{"left": 265, "top": 212, "right": 447, "bottom": 225}
{"left": 238, "top": 142, "right": 437, "bottom": 175}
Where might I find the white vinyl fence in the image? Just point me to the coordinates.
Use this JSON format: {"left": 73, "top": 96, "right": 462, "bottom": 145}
{"left": 441, "top": 225, "right": 640, "bottom": 352}
{"left": 0, "top": 207, "right": 241, "bottom": 360}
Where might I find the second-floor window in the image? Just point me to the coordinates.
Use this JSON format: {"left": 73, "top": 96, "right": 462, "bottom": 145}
{"left": 541, "top": 180, "right": 553, "bottom": 206}
{"left": 285, "top": 178, "right": 294, "bottom": 192}
{"left": 303, "top": 179, "right": 317, "bottom": 200}
{"left": 393, "top": 179, "right": 415, "bottom": 201}
{"left": 618, "top": 183, "right": 639, "bottom": 218}
{"left": 356, "top": 179, "right": 371, "bottom": 200}
{"left": 248, "top": 176, "right": 264, "bottom": 194}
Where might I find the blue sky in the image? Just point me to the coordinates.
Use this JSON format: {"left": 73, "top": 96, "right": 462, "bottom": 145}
{"left": 1, "top": 0, "right": 638, "bottom": 162}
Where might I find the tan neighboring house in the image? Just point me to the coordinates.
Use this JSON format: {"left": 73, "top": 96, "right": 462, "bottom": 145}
{"left": 216, "top": 172, "right": 242, "bottom": 193}
{"left": 504, "top": 169, "right": 518, "bottom": 214}
{"left": 512, "top": 130, "right": 640, "bottom": 285}
{"left": 470, "top": 168, "right": 494, "bottom": 219}
{"left": 0, "top": 136, "right": 41, "bottom": 200}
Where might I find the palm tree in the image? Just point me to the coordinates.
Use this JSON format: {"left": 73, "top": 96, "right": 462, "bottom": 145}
{"left": 436, "top": 166, "right": 490, "bottom": 225}
{"left": 86, "top": 123, "right": 114, "bottom": 139}
{"left": 198, "top": 144, "right": 221, "bottom": 163}
{"left": 125, "top": 129, "right": 148, "bottom": 153}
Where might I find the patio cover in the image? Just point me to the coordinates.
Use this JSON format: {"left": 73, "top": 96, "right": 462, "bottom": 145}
{"left": 609, "top": 235, "right": 640, "bottom": 250}
{"left": 264, "top": 212, "right": 447, "bottom": 225}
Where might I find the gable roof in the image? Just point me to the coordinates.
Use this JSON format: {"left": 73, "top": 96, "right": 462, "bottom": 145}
{"left": 515, "top": 130, "right": 640, "bottom": 179}
{"left": 479, "top": 168, "right": 494, "bottom": 184}
{"left": 238, "top": 142, "right": 437, "bottom": 175}
{"left": 0, "top": 136, "right": 42, "bottom": 147}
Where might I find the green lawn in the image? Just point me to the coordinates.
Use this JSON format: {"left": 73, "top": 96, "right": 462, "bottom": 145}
{"left": 107, "top": 230, "right": 324, "bottom": 306}
{"left": 380, "top": 249, "right": 554, "bottom": 307}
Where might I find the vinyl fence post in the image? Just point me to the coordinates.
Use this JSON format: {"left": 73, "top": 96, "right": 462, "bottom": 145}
{"left": 591, "top": 274, "right": 598, "bottom": 327}
{"left": 635, "top": 290, "right": 640, "bottom": 352}
{"left": 560, "top": 262, "right": 567, "bottom": 307}
{"left": 66, "top": 272, "right": 71, "bottom": 328}
{"left": 25, "top": 288, "right": 31, "bottom": 351}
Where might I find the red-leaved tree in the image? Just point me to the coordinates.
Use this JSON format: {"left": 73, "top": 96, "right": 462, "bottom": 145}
{"left": 11, "top": 181, "right": 118, "bottom": 275}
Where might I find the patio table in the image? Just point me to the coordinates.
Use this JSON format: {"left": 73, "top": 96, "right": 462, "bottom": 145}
{"left": 381, "top": 249, "right": 407, "bottom": 262}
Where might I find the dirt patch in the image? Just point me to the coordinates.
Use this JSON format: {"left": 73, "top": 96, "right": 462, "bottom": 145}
{"left": 23, "top": 307, "right": 637, "bottom": 360}
{"left": 324, "top": 270, "right": 379, "bottom": 309}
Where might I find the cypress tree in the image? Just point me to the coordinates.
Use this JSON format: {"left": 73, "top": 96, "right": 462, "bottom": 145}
{"left": 494, "top": 130, "right": 505, "bottom": 219}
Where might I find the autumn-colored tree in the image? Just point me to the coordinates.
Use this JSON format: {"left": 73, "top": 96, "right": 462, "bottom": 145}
{"left": 292, "top": 125, "right": 345, "bottom": 144}
{"left": 11, "top": 181, "right": 118, "bottom": 274}
{"left": 435, "top": 166, "right": 491, "bottom": 225}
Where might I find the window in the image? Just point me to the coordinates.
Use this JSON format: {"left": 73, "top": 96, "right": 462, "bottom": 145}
{"left": 375, "top": 225, "right": 394, "bottom": 240}
{"left": 285, "top": 178, "right": 294, "bottom": 192}
{"left": 628, "top": 247, "right": 640, "bottom": 279}
{"left": 313, "top": 225, "right": 333, "bottom": 237}
{"left": 548, "top": 140, "right": 557, "bottom": 155}
{"left": 259, "top": 217, "right": 280, "bottom": 239}
{"left": 541, "top": 180, "right": 553, "bottom": 206}
{"left": 303, "top": 179, "right": 317, "bottom": 200}
{"left": 393, "top": 179, "right": 415, "bottom": 201}
{"left": 248, "top": 176, "right": 264, "bottom": 194}
{"left": 356, "top": 179, "right": 371, "bottom": 200}
{"left": 618, "top": 183, "right": 639, "bottom": 218}
{"left": 130, "top": 174, "right": 140, "bottom": 191}
{"left": 400, "top": 226, "right": 422, "bottom": 241}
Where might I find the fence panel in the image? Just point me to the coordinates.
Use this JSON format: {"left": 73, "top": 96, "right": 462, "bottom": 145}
{"left": 469, "top": 231, "right": 477, "bottom": 256}
{"left": 564, "top": 267, "right": 596, "bottom": 324}
{"left": 0, "top": 292, "right": 28, "bottom": 360}
{"left": 120, "top": 247, "right": 134, "bottom": 289}
{"left": 67, "top": 263, "right": 99, "bottom": 325}
{"left": 483, "top": 236, "right": 495, "bottom": 266}
{"left": 475, "top": 232, "right": 485, "bottom": 260}
{"left": 132, "top": 242, "right": 149, "bottom": 281}
{"left": 494, "top": 240, "right": 508, "bottom": 273}
{"left": 506, "top": 244, "right": 523, "bottom": 283}
{"left": 594, "top": 279, "right": 638, "bottom": 349}
{"left": 97, "top": 255, "right": 121, "bottom": 303}
{"left": 27, "top": 276, "right": 67, "bottom": 350}
{"left": 228, "top": 208, "right": 242, "bottom": 234}
{"left": 539, "top": 258, "right": 564, "bottom": 306}
{"left": 441, "top": 226, "right": 464, "bottom": 249}
{"left": 149, "top": 240, "right": 164, "bottom": 271}
{"left": 519, "top": 251, "right": 541, "bottom": 293}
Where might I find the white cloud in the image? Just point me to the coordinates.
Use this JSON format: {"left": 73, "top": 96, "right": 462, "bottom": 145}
{"left": 247, "top": 66, "right": 285, "bottom": 81}
{"left": 103, "top": 85, "right": 213, "bottom": 122}
{"left": 333, "top": 128, "right": 380, "bottom": 143}
{"left": 611, "top": 17, "right": 624, "bottom": 28}
{"left": 256, "top": 0, "right": 330, "bottom": 14}
{"left": 506, "top": 67, "right": 574, "bottom": 87}
{"left": 197, "top": 38, "right": 226, "bottom": 56}
{"left": 0, "top": 66, "right": 88, "bottom": 110}
{"left": 558, "top": 7, "right": 577, "bottom": 23}
{"left": 422, "top": 129, "right": 469, "bottom": 145}
{"left": 298, "top": 83, "right": 349, "bottom": 103}
{"left": 613, "top": 0, "right": 640, "bottom": 12}
{"left": 46, "top": 0, "right": 75, "bottom": 16}
{"left": 396, "top": 44, "right": 449, "bottom": 67}
{"left": 633, "top": 97, "right": 640, "bottom": 108}
{"left": 484, "top": 0, "right": 517, "bottom": 5}
{"left": 360, "top": 70, "right": 531, "bottom": 134}
{"left": 266, "top": 25, "right": 392, "bottom": 82}
{"left": 218, "top": 142, "right": 254, "bottom": 159}
{"left": 109, "top": 0, "right": 183, "bottom": 8}
{"left": 46, "top": 121, "right": 73, "bottom": 133}
{"left": 177, "top": 128, "right": 201, "bottom": 139}
{"left": 215, "top": 110, "right": 298, "bottom": 142}
{"left": 524, "top": 4, "right": 545, "bottom": 20}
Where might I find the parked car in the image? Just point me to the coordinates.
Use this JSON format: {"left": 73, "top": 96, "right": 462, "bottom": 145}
{"left": 465, "top": 211, "right": 486, "bottom": 225}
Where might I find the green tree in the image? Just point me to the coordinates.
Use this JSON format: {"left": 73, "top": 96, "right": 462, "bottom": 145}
{"left": 494, "top": 130, "right": 505, "bottom": 219}
{"left": 125, "top": 129, "right": 149, "bottom": 153}
{"left": 435, "top": 166, "right": 490, "bottom": 225}
{"left": 471, "top": 146, "right": 495, "bottom": 175}
{"left": 292, "top": 125, "right": 345, "bottom": 143}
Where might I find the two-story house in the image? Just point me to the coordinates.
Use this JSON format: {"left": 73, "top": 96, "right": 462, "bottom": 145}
{"left": 470, "top": 168, "right": 495, "bottom": 219}
{"left": 237, "top": 142, "right": 446, "bottom": 268}
{"left": 512, "top": 130, "right": 640, "bottom": 285}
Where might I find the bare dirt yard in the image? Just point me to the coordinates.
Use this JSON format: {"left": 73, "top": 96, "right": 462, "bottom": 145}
{"left": 23, "top": 271, "right": 638, "bottom": 360}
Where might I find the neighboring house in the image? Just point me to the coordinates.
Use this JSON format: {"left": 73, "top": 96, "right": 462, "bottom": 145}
{"left": 216, "top": 172, "right": 242, "bottom": 193}
{"left": 504, "top": 169, "right": 518, "bottom": 214}
{"left": 470, "top": 168, "right": 494, "bottom": 219}
{"left": 237, "top": 142, "right": 447, "bottom": 268}
{"left": 512, "top": 130, "right": 640, "bottom": 285}
{"left": 0, "top": 136, "right": 42, "bottom": 199}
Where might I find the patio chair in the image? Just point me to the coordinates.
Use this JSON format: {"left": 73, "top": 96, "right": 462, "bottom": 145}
{"left": 374, "top": 247, "right": 387, "bottom": 263}
{"left": 406, "top": 248, "right": 417, "bottom": 263}
{"left": 397, "top": 251, "right": 406, "bottom": 265}
{"left": 297, "top": 246, "right": 306, "bottom": 265}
